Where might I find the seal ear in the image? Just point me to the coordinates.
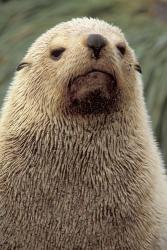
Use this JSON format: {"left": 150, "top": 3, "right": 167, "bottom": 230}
{"left": 16, "top": 62, "right": 30, "bottom": 71}
{"left": 134, "top": 64, "right": 142, "bottom": 74}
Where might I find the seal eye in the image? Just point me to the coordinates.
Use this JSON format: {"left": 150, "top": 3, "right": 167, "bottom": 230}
{"left": 116, "top": 43, "right": 126, "bottom": 56}
{"left": 51, "top": 48, "right": 65, "bottom": 60}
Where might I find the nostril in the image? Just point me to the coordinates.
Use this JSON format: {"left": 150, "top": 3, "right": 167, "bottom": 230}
{"left": 87, "top": 34, "right": 107, "bottom": 59}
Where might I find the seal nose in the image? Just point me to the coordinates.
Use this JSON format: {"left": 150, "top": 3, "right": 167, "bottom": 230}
{"left": 87, "top": 34, "right": 107, "bottom": 59}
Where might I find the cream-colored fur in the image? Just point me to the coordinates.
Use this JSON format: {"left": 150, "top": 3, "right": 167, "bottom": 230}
{"left": 0, "top": 17, "right": 167, "bottom": 250}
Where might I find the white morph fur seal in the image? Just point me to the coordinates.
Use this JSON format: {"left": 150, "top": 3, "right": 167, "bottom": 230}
{"left": 0, "top": 18, "right": 167, "bottom": 249}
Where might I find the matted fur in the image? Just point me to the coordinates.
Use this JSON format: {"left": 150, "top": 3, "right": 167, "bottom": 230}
{"left": 0, "top": 17, "right": 167, "bottom": 250}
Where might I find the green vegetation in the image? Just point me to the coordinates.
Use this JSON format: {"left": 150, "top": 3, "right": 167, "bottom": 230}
{"left": 0, "top": 0, "right": 167, "bottom": 163}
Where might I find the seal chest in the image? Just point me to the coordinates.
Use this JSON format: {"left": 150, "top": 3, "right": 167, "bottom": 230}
{"left": 0, "top": 17, "right": 167, "bottom": 250}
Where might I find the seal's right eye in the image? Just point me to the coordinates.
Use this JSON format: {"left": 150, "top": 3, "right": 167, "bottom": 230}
{"left": 50, "top": 48, "right": 65, "bottom": 60}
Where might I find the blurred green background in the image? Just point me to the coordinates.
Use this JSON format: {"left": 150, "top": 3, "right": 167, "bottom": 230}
{"left": 0, "top": 0, "right": 167, "bottom": 164}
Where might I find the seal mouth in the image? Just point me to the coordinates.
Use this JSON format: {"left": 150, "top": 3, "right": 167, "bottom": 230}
{"left": 68, "top": 69, "right": 117, "bottom": 88}
{"left": 67, "top": 69, "right": 117, "bottom": 115}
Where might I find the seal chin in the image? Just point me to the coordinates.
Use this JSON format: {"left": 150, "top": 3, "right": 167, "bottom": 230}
{"left": 67, "top": 70, "right": 117, "bottom": 115}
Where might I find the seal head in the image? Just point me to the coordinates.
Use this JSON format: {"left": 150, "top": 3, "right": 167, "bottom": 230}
{"left": 15, "top": 18, "right": 141, "bottom": 119}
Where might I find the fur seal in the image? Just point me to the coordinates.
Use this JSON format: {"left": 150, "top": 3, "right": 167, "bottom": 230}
{"left": 0, "top": 17, "right": 167, "bottom": 250}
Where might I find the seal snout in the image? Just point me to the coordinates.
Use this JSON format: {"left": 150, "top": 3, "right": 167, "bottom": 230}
{"left": 68, "top": 70, "right": 116, "bottom": 115}
{"left": 87, "top": 34, "right": 107, "bottom": 59}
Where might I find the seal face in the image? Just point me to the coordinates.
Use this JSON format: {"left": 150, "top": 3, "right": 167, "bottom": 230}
{"left": 15, "top": 17, "right": 141, "bottom": 119}
{"left": 68, "top": 70, "right": 116, "bottom": 114}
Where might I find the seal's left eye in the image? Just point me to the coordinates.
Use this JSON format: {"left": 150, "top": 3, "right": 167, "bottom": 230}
{"left": 50, "top": 48, "right": 65, "bottom": 60}
{"left": 116, "top": 43, "right": 126, "bottom": 56}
